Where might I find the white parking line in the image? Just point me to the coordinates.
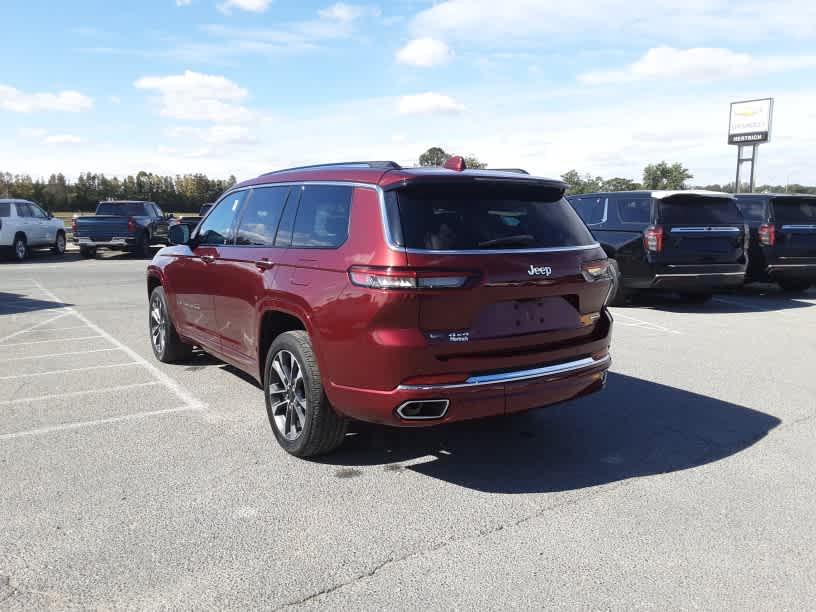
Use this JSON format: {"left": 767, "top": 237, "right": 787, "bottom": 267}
{"left": 612, "top": 311, "right": 682, "bottom": 334}
{"left": 0, "top": 311, "right": 73, "bottom": 343}
{"left": 0, "top": 335, "right": 103, "bottom": 347}
{"left": 0, "top": 381, "right": 160, "bottom": 406}
{"left": 33, "top": 281, "right": 204, "bottom": 410}
{"left": 0, "top": 348, "right": 123, "bottom": 363}
{"left": 0, "top": 362, "right": 141, "bottom": 381}
{"left": 0, "top": 406, "right": 198, "bottom": 441}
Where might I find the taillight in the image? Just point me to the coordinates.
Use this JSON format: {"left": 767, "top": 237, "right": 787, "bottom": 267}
{"left": 644, "top": 225, "right": 664, "bottom": 252}
{"left": 581, "top": 259, "right": 611, "bottom": 282}
{"left": 759, "top": 223, "right": 775, "bottom": 246}
{"left": 71, "top": 217, "right": 77, "bottom": 233}
{"left": 348, "top": 266, "right": 475, "bottom": 290}
{"left": 127, "top": 217, "right": 136, "bottom": 233}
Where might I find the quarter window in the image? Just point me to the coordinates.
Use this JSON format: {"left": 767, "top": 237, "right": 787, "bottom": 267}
{"left": 616, "top": 198, "right": 652, "bottom": 224}
{"left": 291, "top": 185, "right": 352, "bottom": 248}
{"left": 235, "top": 187, "right": 289, "bottom": 246}
{"left": 570, "top": 196, "right": 606, "bottom": 225}
{"left": 197, "top": 191, "right": 247, "bottom": 245}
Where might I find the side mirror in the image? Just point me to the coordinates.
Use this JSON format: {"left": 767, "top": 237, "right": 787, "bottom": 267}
{"left": 47, "top": 212, "right": 54, "bottom": 219}
{"left": 168, "top": 224, "right": 190, "bottom": 246}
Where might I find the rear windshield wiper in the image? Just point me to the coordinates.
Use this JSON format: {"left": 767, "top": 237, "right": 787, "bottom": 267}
{"left": 477, "top": 234, "right": 536, "bottom": 248}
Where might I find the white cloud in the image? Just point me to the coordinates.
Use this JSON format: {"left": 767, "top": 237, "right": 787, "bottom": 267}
{"left": 396, "top": 38, "right": 452, "bottom": 67}
{"left": 318, "top": 3, "right": 379, "bottom": 22}
{"left": 580, "top": 47, "right": 816, "bottom": 84}
{"left": 176, "top": 0, "right": 192, "bottom": 5}
{"left": 217, "top": 0, "right": 272, "bottom": 14}
{"left": 168, "top": 124, "right": 257, "bottom": 145}
{"left": 0, "top": 85, "right": 93, "bottom": 113}
{"left": 411, "top": 0, "right": 816, "bottom": 43}
{"left": 134, "top": 70, "right": 253, "bottom": 123}
{"left": 398, "top": 92, "right": 465, "bottom": 115}
{"left": 43, "top": 134, "right": 82, "bottom": 145}
{"left": 109, "top": 95, "right": 122, "bottom": 104}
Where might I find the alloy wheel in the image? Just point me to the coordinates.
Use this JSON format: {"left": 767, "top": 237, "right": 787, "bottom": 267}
{"left": 56, "top": 234, "right": 66, "bottom": 254}
{"left": 149, "top": 293, "right": 167, "bottom": 355}
{"left": 14, "top": 239, "right": 26, "bottom": 261}
{"left": 268, "top": 350, "right": 308, "bottom": 441}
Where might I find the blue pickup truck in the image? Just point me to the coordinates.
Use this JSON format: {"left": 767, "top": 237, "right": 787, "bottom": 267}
{"left": 72, "top": 201, "right": 174, "bottom": 258}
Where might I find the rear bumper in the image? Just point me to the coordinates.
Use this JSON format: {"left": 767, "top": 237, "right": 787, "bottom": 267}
{"left": 766, "top": 261, "right": 816, "bottom": 280}
{"left": 73, "top": 237, "right": 135, "bottom": 248}
{"left": 649, "top": 264, "right": 746, "bottom": 291}
{"left": 328, "top": 352, "right": 611, "bottom": 427}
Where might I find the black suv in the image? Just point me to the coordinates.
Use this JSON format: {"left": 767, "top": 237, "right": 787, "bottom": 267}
{"left": 569, "top": 190, "right": 748, "bottom": 304}
{"left": 734, "top": 193, "right": 816, "bottom": 292}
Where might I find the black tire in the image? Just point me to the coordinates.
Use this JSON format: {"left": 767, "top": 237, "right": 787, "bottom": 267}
{"left": 135, "top": 232, "right": 152, "bottom": 259}
{"left": 149, "top": 286, "right": 193, "bottom": 363}
{"left": 605, "top": 259, "right": 630, "bottom": 306}
{"left": 79, "top": 246, "right": 97, "bottom": 259}
{"left": 52, "top": 231, "right": 66, "bottom": 255}
{"left": 264, "top": 330, "right": 348, "bottom": 458}
{"left": 10, "top": 234, "right": 27, "bottom": 262}
{"left": 778, "top": 279, "right": 811, "bottom": 293}
{"left": 682, "top": 293, "right": 713, "bottom": 304}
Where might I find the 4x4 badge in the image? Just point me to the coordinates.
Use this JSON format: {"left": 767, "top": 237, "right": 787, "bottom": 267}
{"left": 528, "top": 265, "right": 552, "bottom": 277}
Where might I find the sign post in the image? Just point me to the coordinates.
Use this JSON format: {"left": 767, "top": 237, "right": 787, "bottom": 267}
{"left": 728, "top": 98, "right": 773, "bottom": 193}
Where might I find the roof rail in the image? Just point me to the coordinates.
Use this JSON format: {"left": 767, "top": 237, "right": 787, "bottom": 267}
{"left": 262, "top": 161, "right": 402, "bottom": 176}
{"left": 489, "top": 168, "right": 530, "bottom": 175}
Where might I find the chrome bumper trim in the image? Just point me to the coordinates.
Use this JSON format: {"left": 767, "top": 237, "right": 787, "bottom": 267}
{"left": 397, "top": 354, "right": 611, "bottom": 391}
{"left": 654, "top": 272, "right": 745, "bottom": 278}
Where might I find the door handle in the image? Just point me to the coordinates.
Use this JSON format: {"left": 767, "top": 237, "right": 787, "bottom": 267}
{"left": 201, "top": 255, "right": 216, "bottom": 263}
{"left": 255, "top": 258, "right": 275, "bottom": 271}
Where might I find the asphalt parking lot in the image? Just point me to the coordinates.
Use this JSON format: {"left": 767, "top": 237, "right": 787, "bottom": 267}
{"left": 1, "top": 251, "right": 815, "bottom": 609}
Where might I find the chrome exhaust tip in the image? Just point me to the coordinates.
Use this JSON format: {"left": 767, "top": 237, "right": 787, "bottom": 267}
{"left": 396, "top": 399, "right": 450, "bottom": 420}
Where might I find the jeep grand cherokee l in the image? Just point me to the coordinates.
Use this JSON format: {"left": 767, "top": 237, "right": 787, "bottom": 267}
{"left": 569, "top": 190, "right": 748, "bottom": 304}
{"left": 734, "top": 193, "right": 816, "bottom": 292}
{"left": 147, "top": 158, "right": 613, "bottom": 457}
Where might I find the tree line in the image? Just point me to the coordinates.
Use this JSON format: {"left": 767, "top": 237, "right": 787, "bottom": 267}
{"left": 3, "top": 150, "right": 814, "bottom": 213}
{"left": 0, "top": 171, "right": 237, "bottom": 213}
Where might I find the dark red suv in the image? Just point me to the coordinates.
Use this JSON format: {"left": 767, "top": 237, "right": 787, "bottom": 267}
{"left": 147, "top": 159, "right": 613, "bottom": 457}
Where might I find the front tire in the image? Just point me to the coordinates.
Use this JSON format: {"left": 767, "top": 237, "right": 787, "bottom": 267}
{"left": 264, "top": 331, "right": 347, "bottom": 458}
{"left": 52, "top": 231, "right": 66, "bottom": 255}
{"left": 136, "top": 233, "right": 153, "bottom": 259}
{"left": 778, "top": 279, "right": 811, "bottom": 293}
{"left": 149, "top": 286, "right": 193, "bottom": 363}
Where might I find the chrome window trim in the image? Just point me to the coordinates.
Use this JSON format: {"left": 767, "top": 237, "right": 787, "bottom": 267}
{"left": 669, "top": 226, "right": 741, "bottom": 233}
{"left": 397, "top": 354, "right": 610, "bottom": 391}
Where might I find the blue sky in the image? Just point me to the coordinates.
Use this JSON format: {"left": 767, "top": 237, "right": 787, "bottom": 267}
{"left": 2, "top": 0, "right": 816, "bottom": 185}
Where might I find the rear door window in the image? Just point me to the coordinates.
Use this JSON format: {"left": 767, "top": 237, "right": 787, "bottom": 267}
{"left": 772, "top": 198, "right": 816, "bottom": 224}
{"left": 291, "top": 185, "right": 352, "bottom": 248}
{"left": 197, "top": 191, "right": 247, "bottom": 245}
{"left": 0, "top": 203, "right": 10, "bottom": 217}
{"left": 235, "top": 187, "right": 289, "bottom": 246}
{"left": 735, "top": 199, "right": 767, "bottom": 222}
{"left": 570, "top": 196, "right": 606, "bottom": 225}
{"left": 614, "top": 197, "right": 652, "bottom": 224}
{"left": 657, "top": 197, "right": 743, "bottom": 225}
{"left": 389, "top": 182, "right": 594, "bottom": 250}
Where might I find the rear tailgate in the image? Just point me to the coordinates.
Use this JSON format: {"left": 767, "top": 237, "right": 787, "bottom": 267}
{"left": 771, "top": 197, "right": 816, "bottom": 259}
{"left": 391, "top": 180, "right": 611, "bottom": 374}
{"left": 74, "top": 216, "right": 132, "bottom": 241}
{"left": 655, "top": 194, "right": 746, "bottom": 264}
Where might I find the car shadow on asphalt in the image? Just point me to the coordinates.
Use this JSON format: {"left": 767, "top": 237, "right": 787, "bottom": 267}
{"left": 625, "top": 286, "right": 814, "bottom": 313}
{"left": 322, "top": 373, "right": 780, "bottom": 494}
{"left": 0, "top": 291, "right": 73, "bottom": 315}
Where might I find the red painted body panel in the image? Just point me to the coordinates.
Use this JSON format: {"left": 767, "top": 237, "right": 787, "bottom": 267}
{"left": 148, "top": 165, "right": 613, "bottom": 427}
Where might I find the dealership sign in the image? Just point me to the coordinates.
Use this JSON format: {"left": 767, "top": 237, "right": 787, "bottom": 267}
{"left": 728, "top": 98, "right": 773, "bottom": 145}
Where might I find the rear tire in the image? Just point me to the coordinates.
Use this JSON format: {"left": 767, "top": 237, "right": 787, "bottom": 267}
{"left": 79, "top": 246, "right": 97, "bottom": 259}
{"left": 11, "top": 234, "right": 27, "bottom": 262}
{"left": 149, "top": 286, "right": 193, "bottom": 363}
{"left": 52, "top": 231, "right": 66, "bottom": 255}
{"left": 264, "top": 330, "right": 348, "bottom": 458}
{"left": 778, "top": 279, "right": 811, "bottom": 293}
{"left": 136, "top": 233, "right": 152, "bottom": 259}
{"left": 605, "top": 259, "right": 630, "bottom": 306}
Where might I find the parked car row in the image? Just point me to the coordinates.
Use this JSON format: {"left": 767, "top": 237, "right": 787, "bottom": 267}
{"left": 568, "top": 190, "right": 816, "bottom": 302}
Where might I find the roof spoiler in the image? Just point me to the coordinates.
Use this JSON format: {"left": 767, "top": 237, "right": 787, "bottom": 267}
{"left": 262, "top": 161, "right": 402, "bottom": 176}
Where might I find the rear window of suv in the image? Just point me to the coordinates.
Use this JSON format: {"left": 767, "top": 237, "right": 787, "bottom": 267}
{"left": 96, "top": 202, "right": 149, "bottom": 216}
{"left": 388, "top": 183, "right": 595, "bottom": 251}
{"left": 0, "top": 203, "right": 10, "bottom": 217}
{"left": 657, "top": 196, "right": 743, "bottom": 225}
{"left": 772, "top": 198, "right": 816, "bottom": 224}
